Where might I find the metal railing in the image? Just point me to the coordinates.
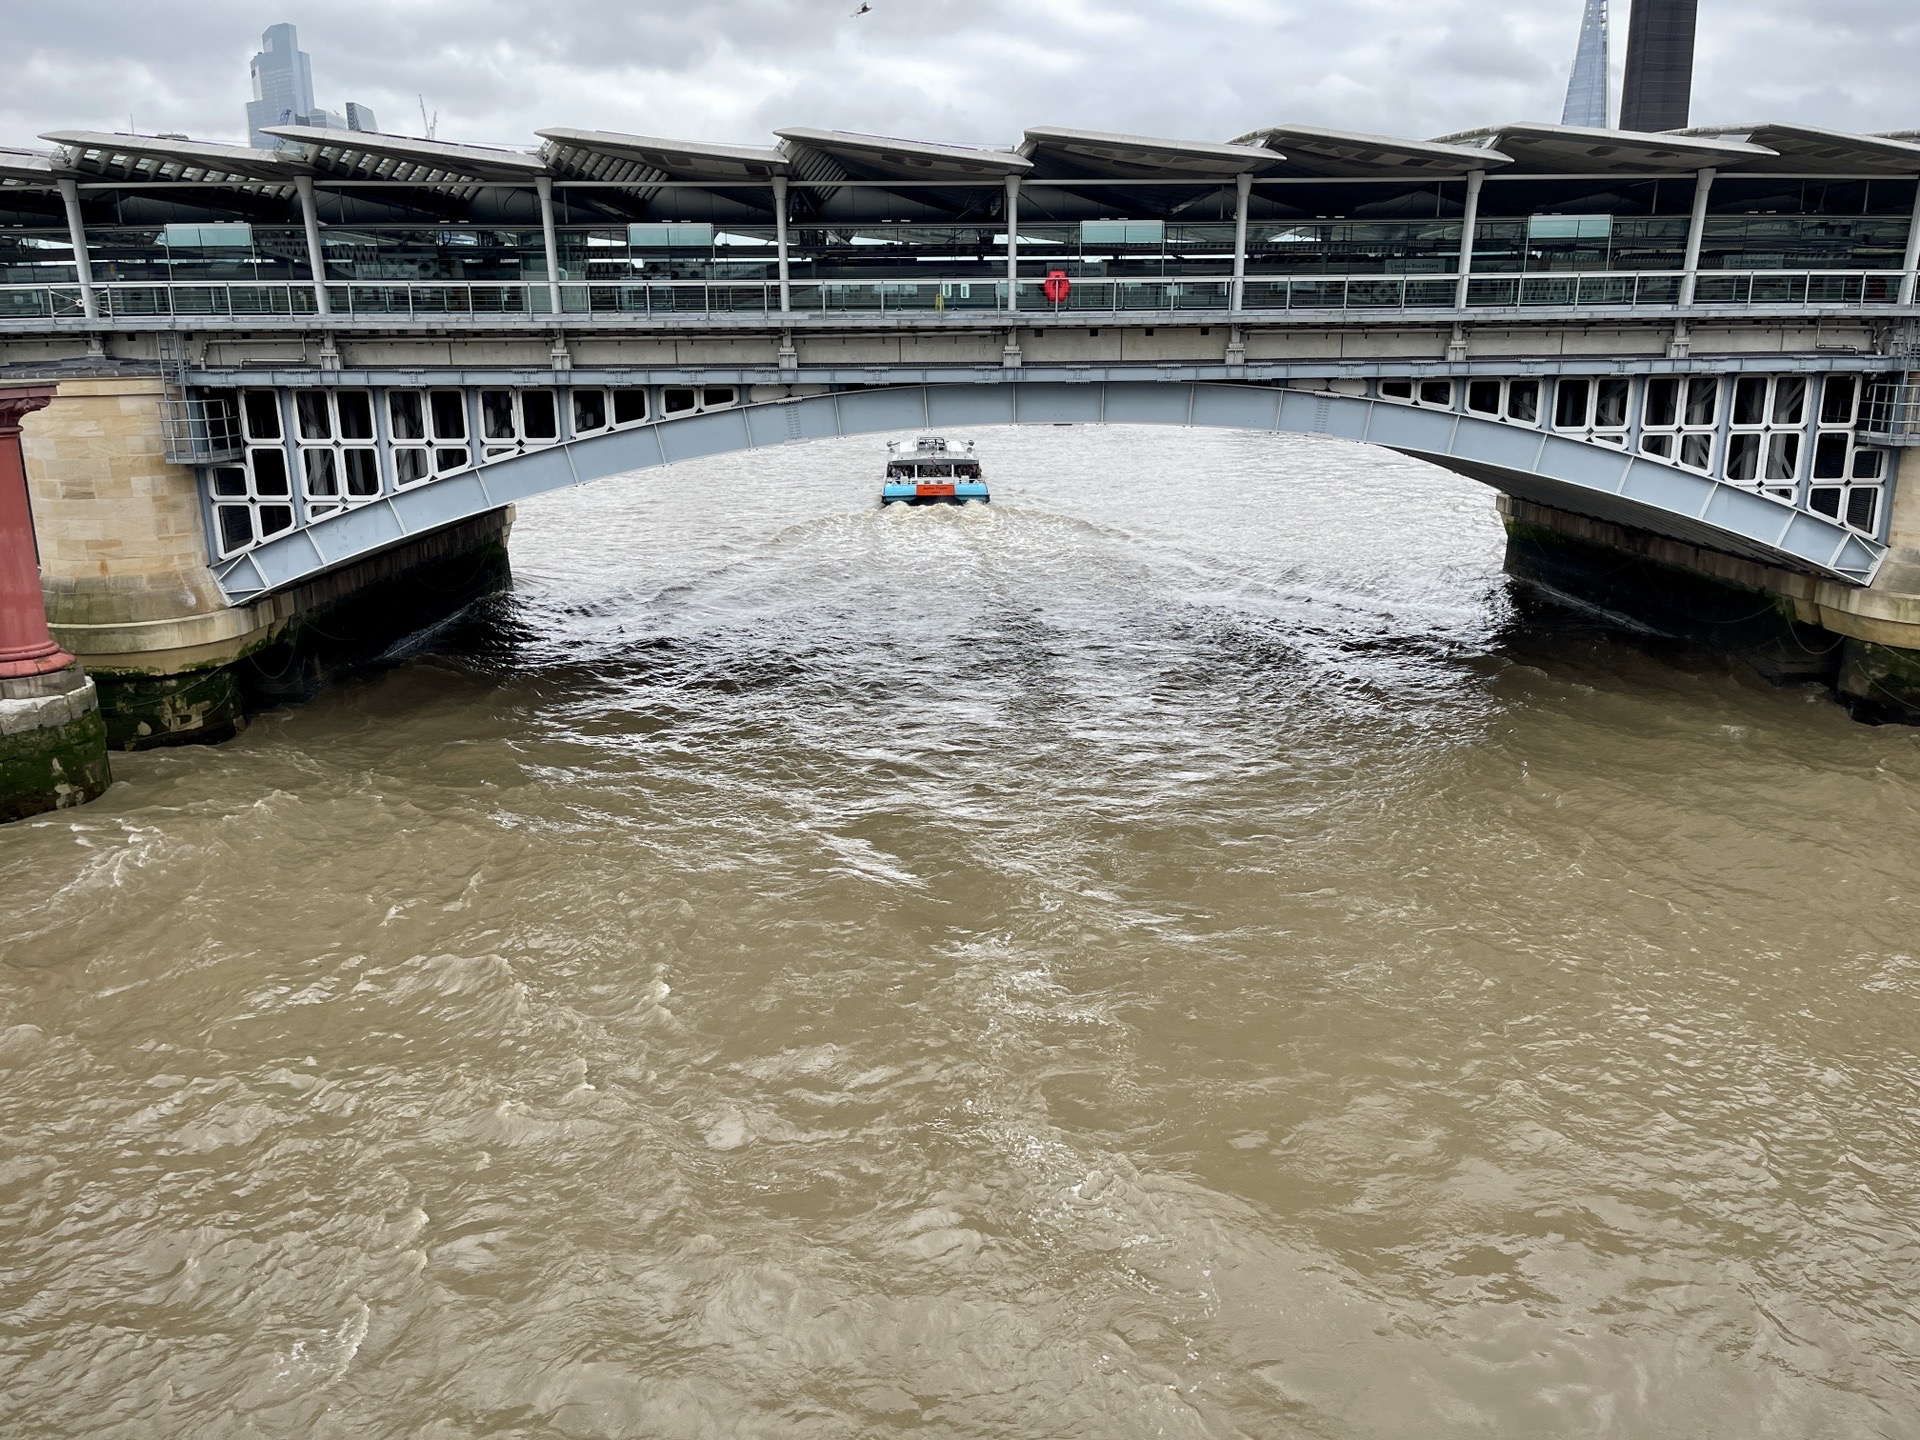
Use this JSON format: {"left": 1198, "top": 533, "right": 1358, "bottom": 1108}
{"left": 1859, "top": 375, "right": 1920, "bottom": 445}
{"left": 0, "top": 270, "right": 1911, "bottom": 322}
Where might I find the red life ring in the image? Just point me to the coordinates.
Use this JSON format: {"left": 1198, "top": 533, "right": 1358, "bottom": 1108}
{"left": 1043, "top": 270, "right": 1071, "bottom": 304}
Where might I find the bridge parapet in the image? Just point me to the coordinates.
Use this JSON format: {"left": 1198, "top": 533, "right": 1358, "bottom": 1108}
{"left": 1, "top": 272, "right": 1914, "bottom": 332}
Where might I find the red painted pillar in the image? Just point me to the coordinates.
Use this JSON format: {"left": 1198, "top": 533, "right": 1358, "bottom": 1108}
{"left": 0, "top": 384, "right": 73, "bottom": 680}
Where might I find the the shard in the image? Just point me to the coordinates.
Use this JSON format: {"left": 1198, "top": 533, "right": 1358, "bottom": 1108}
{"left": 1560, "top": 0, "right": 1611, "bottom": 130}
{"left": 1619, "top": 0, "right": 1699, "bottom": 133}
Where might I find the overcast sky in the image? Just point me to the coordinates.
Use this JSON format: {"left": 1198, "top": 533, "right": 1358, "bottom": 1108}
{"left": 5, "top": 0, "right": 1918, "bottom": 153}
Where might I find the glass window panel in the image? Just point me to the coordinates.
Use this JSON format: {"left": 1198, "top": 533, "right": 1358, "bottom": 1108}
{"left": 430, "top": 390, "right": 468, "bottom": 441}
{"left": 628, "top": 222, "right": 716, "bottom": 247}
{"left": 296, "top": 391, "right": 332, "bottom": 440}
{"left": 1727, "top": 433, "right": 1761, "bottom": 481}
{"left": 1506, "top": 381, "right": 1539, "bottom": 423}
{"left": 390, "top": 391, "right": 426, "bottom": 441}
{"left": 250, "top": 448, "right": 290, "bottom": 496}
{"left": 481, "top": 390, "right": 516, "bottom": 440}
{"left": 1379, "top": 379, "right": 1413, "bottom": 400}
{"left": 242, "top": 390, "right": 282, "bottom": 441}
{"left": 435, "top": 447, "right": 469, "bottom": 473}
{"left": 211, "top": 466, "right": 248, "bottom": 497}
{"left": 703, "top": 386, "right": 736, "bottom": 408}
{"left": 1080, "top": 221, "right": 1166, "bottom": 246}
{"left": 302, "top": 449, "right": 340, "bottom": 495}
{"left": 1595, "top": 378, "right": 1629, "bottom": 429}
{"left": 1853, "top": 448, "right": 1885, "bottom": 480}
{"left": 343, "top": 449, "right": 381, "bottom": 497}
{"left": 1681, "top": 433, "right": 1713, "bottom": 470}
{"left": 1810, "top": 487, "right": 1843, "bottom": 517}
{"left": 1847, "top": 488, "right": 1879, "bottom": 531}
{"left": 612, "top": 390, "right": 648, "bottom": 425}
{"left": 521, "top": 390, "right": 558, "bottom": 441}
{"left": 1685, "top": 379, "right": 1719, "bottom": 427}
{"left": 1467, "top": 380, "right": 1501, "bottom": 415}
{"left": 258, "top": 504, "right": 295, "bottom": 537}
{"left": 1772, "top": 377, "right": 1806, "bottom": 427}
{"left": 1765, "top": 433, "right": 1800, "bottom": 480}
{"left": 337, "top": 390, "right": 375, "bottom": 440}
{"left": 573, "top": 390, "right": 607, "bottom": 433}
{"left": 1820, "top": 375, "right": 1859, "bottom": 427}
{"left": 164, "top": 222, "right": 253, "bottom": 248}
{"left": 1644, "top": 378, "right": 1679, "bottom": 429}
{"left": 662, "top": 387, "right": 697, "bottom": 415}
{"left": 1733, "top": 378, "right": 1769, "bottom": 427}
{"left": 1813, "top": 433, "right": 1850, "bottom": 479}
{"left": 1526, "top": 214, "right": 1613, "bottom": 240}
{"left": 216, "top": 505, "right": 254, "bottom": 553}
{"left": 1555, "top": 379, "right": 1590, "bottom": 429}
{"left": 1641, "top": 433, "right": 1674, "bottom": 459}
{"left": 395, "top": 448, "right": 431, "bottom": 486}
{"left": 1419, "top": 380, "right": 1452, "bottom": 407}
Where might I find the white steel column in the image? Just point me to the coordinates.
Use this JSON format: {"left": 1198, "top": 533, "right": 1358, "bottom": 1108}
{"left": 1231, "top": 172, "right": 1252, "bottom": 312}
{"left": 1681, "top": 167, "right": 1716, "bottom": 307}
{"left": 1455, "top": 169, "right": 1485, "bottom": 310}
{"left": 294, "top": 174, "right": 331, "bottom": 316}
{"left": 774, "top": 176, "right": 792, "bottom": 314}
{"left": 1899, "top": 179, "right": 1920, "bottom": 307}
{"left": 1004, "top": 175, "right": 1020, "bottom": 313}
{"left": 55, "top": 178, "right": 96, "bottom": 320}
{"left": 536, "top": 175, "right": 563, "bottom": 316}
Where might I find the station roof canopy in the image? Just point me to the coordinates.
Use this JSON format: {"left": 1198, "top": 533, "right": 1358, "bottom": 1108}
{"left": 39, "top": 130, "right": 296, "bottom": 188}
{"left": 1020, "top": 126, "right": 1282, "bottom": 181}
{"left": 0, "top": 146, "right": 59, "bottom": 185}
{"left": 540, "top": 128, "right": 788, "bottom": 184}
{"left": 1233, "top": 124, "right": 1511, "bottom": 178}
{"left": 1435, "top": 122, "right": 1775, "bottom": 174}
{"left": 774, "top": 128, "right": 1031, "bottom": 181}
{"left": 261, "top": 125, "right": 546, "bottom": 191}
{"left": 1681, "top": 123, "right": 1920, "bottom": 174}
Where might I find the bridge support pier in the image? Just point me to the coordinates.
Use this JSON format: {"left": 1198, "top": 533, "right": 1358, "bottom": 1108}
{"left": 0, "top": 384, "right": 110, "bottom": 821}
{"left": 15, "top": 375, "right": 514, "bottom": 753}
{"left": 1499, "top": 495, "right": 1920, "bottom": 723}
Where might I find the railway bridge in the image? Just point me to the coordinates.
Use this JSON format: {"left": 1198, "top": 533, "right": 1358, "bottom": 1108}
{"left": 6, "top": 117, "right": 1920, "bottom": 817}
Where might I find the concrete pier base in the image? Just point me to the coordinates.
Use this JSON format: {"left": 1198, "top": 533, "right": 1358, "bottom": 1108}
{"left": 0, "top": 664, "right": 111, "bottom": 821}
{"left": 1499, "top": 495, "right": 1920, "bottom": 723}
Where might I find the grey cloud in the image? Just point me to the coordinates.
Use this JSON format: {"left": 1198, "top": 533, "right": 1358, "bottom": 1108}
{"left": 2, "top": 0, "right": 1917, "bottom": 152}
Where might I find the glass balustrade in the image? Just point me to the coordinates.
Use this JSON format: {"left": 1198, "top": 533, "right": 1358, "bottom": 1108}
{"left": 0, "top": 271, "right": 1912, "bottom": 321}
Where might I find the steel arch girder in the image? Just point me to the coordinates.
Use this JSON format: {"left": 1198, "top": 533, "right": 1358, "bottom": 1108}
{"left": 210, "top": 381, "right": 1886, "bottom": 602}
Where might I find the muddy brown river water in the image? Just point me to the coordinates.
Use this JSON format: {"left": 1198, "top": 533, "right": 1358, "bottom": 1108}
{"left": 3, "top": 426, "right": 1920, "bottom": 1438}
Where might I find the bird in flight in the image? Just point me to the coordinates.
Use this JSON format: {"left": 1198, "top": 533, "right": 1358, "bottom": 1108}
{"left": 852, "top": 2, "right": 872, "bottom": 13}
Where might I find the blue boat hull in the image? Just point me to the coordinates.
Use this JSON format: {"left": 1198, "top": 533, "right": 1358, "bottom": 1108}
{"left": 881, "top": 484, "right": 990, "bottom": 506}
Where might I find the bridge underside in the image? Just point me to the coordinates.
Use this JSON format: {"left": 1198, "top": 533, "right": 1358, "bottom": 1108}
{"left": 209, "top": 381, "right": 1884, "bottom": 603}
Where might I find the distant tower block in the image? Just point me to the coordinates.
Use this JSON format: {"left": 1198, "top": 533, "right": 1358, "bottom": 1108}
{"left": 1619, "top": 0, "right": 1699, "bottom": 133}
{"left": 1561, "top": 0, "right": 1611, "bottom": 128}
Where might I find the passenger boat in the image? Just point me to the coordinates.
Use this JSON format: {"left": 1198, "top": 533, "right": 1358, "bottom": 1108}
{"left": 880, "top": 436, "right": 989, "bottom": 506}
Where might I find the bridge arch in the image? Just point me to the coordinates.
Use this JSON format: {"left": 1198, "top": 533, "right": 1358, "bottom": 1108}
{"left": 210, "top": 380, "right": 1886, "bottom": 602}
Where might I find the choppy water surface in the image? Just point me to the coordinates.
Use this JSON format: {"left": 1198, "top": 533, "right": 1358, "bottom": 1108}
{"left": 5, "top": 427, "right": 1920, "bottom": 1438}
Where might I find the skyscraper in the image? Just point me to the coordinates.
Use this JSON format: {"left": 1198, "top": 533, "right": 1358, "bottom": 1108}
{"left": 244, "top": 24, "right": 377, "bottom": 147}
{"left": 1560, "top": 0, "right": 1611, "bottom": 129}
{"left": 1619, "top": 0, "right": 1699, "bottom": 133}
{"left": 245, "top": 24, "right": 316, "bottom": 147}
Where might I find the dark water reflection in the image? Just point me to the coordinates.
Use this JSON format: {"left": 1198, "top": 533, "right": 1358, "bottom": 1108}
{"left": 4, "top": 427, "right": 1919, "bottom": 1438}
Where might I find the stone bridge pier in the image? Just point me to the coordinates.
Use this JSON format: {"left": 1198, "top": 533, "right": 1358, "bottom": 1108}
{"left": 13, "top": 374, "right": 510, "bottom": 756}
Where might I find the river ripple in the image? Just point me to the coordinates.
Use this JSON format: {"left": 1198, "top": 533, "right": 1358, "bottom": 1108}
{"left": 3, "top": 426, "right": 1919, "bottom": 1438}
